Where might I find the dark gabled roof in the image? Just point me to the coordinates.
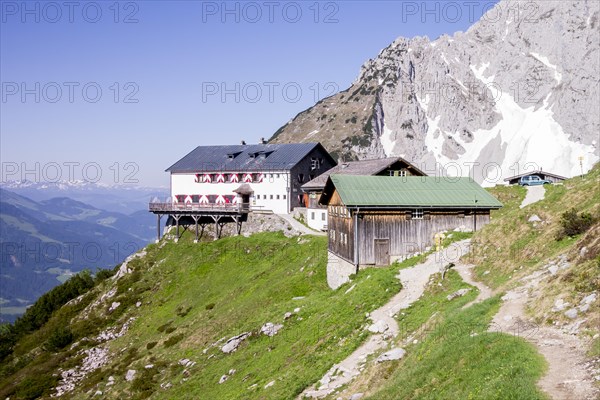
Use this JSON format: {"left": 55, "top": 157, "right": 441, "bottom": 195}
{"left": 301, "top": 157, "right": 426, "bottom": 191}
{"left": 166, "top": 143, "right": 333, "bottom": 173}
{"left": 320, "top": 175, "right": 502, "bottom": 209}
{"left": 503, "top": 170, "right": 568, "bottom": 181}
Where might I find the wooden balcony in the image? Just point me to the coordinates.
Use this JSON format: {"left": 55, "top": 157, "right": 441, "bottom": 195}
{"left": 148, "top": 202, "right": 251, "bottom": 214}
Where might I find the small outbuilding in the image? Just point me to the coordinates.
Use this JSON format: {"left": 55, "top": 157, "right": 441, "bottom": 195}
{"left": 319, "top": 175, "right": 502, "bottom": 289}
{"left": 504, "top": 170, "right": 567, "bottom": 185}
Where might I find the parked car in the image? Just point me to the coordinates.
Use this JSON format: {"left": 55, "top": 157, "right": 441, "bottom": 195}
{"left": 519, "top": 176, "right": 551, "bottom": 186}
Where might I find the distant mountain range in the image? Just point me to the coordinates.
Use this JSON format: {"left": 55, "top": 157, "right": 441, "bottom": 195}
{"left": 0, "top": 187, "right": 161, "bottom": 322}
{"left": 271, "top": 0, "right": 599, "bottom": 184}
{"left": 1, "top": 180, "right": 168, "bottom": 214}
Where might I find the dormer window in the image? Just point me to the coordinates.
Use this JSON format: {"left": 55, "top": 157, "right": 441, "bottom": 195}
{"left": 311, "top": 157, "right": 320, "bottom": 170}
{"left": 227, "top": 151, "right": 242, "bottom": 159}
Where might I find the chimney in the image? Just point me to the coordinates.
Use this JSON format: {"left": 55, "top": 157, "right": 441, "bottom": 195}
{"left": 260, "top": 137, "right": 267, "bottom": 144}
{"left": 241, "top": 140, "right": 246, "bottom": 145}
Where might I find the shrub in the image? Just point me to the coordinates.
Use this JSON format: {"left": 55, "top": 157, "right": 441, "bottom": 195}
{"left": 131, "top": 368, "right": 157, "bottom": 398}
{"left": 44, "top": 327, "right": 74, "bottom": 352}
{"left": 157, "top": 321, "right": 173, "bottom": 333}
{"left": 146, "top": 341, "right": 157, "bottom": 350}
{"left": 15, "top": 374, "right": 58, "bottom": 399}
{"left": 95, "top": 268, "right": 115, "bottom": 283}
{"left": 163, "top": 333, "right": 184, "bottom": 348}
{"left": 557, "top": 208, "right": 594, "bottom": 240}
{"left": 175, "top": 305, "right": 192, "bottom": 317}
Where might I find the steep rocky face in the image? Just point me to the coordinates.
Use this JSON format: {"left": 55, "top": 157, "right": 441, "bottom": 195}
{"left": 270, "top": 0, "right": 599, "bottom": 184}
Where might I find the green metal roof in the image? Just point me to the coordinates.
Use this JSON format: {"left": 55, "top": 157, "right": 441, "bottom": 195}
{"left": 328, "top": 175, "right": 502, "bottom": 208}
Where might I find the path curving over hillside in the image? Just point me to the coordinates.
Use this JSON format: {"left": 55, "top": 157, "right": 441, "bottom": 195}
{"left": 301, "top": 240, "right": 472, "bottom": 399}
{"left": 455, "top": 264, "right": 599, "bottom": 400}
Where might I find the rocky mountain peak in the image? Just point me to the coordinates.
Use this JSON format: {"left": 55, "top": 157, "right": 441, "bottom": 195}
{"left": 271, "top": 0, "right": 599, "bottom": 184}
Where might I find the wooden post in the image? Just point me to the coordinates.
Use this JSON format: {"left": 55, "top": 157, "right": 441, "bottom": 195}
{"left": 174, "top": 215, "right": 180, "bottom": 242}
{"left": 353, "top": 208, "right": 360, "bottom": 273}
{"left": 235, "top": 215, "right": 242, "bottom": 235}
{"left": 156, "top": 214, "right": 162, "bottom": 243}
{"left": 192, "top": 215, "right": 200, "bottom": 243}
{"left": 211, "top": 215, "right": 222, "bottom": 240}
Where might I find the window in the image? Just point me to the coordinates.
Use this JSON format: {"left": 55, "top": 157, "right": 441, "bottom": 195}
{"left": 270, "top": 195, "right": 274, "bottom": 200}
{"left": 298, "top": 173, "right": 304, "bottom": 183}
{"left": 283, "top": 194, "right": 286, "bottom": 199}
{"left": 311, "top": 212, "right": 315, "bottom": 220}
{"left": 311, "top": 157, "right": 320, "bottom": 170}
{"left": 322, "top": 213, "right": 326, "bottom": 221}
{"left": 276, "top": 174, "right": 280, "bottom": 178}
{"left": 412, "top": 209, "right": 424, "bottom": 219}
{"left": 390, "top": 170, "right": 408, "bottom": 177}
{"left": 276, "top": 195, "right": 280, "bottom": 200}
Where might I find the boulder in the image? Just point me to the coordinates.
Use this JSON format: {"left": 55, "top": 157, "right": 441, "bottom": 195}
{"left": 376, "top": 348, "right": 406, "bottom": 362}
{"left": 367, "top": 320, "right": 389, "bottom": 334}
{"left": 125, "top": 369, "right": 136, "bottom": 382}
{"left": 552, "top": 298, "right": 570, "bottom": 312}
{"left": 261, "top": 323, "right": 283, "bottom": 337}
{"left": 581, "top": 293, "right": 597, "bottom": 305}
{"left": 447, "top": 288, "right": 471, "bottom": 301}
{"left": 564, "top": 308, "right": 578, "bottom": 319}
{"left": 221, "top": 333, "right": 251, "bottom": 353}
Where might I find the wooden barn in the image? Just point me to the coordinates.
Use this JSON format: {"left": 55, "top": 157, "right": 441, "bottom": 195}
{"left": 319, "top": 175, "right": 502, "bottom": 287}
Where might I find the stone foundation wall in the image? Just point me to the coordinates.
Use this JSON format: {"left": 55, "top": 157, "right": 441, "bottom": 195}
{"left": 327, "top": 251, "right": 356, "bottom": 290}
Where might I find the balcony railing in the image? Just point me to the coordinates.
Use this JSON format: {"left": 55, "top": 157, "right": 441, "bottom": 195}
{"left": 149, "top": 202, "right": 250, "bottom": 213}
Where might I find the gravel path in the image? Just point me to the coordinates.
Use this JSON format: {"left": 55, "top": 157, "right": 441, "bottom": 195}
{"left": 454, "top": 265, "right": 599, "bottom": 400}
{"left": 520, "top": 185, "right": 546, "bottom": 208}
{"left": 301, "top": 241, "right": 471, "bottom": 399}
{"left": 276, "top": 213, "right": 326, "bottom": 236}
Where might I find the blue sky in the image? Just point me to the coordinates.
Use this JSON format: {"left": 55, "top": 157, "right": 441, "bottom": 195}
{"left": 1, "top": 0, "right": 498, "bottom": 187}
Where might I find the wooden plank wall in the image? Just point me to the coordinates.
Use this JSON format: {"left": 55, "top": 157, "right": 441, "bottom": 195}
{"left": 357, "top": 211, "right": 490, "bottom": 265}
{"left": 327, "top": 190, "right": 354, "bottom": 262}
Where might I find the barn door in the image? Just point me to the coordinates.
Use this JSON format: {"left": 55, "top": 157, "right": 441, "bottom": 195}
{"left": 374, "top": 238, "right": 390, "bottom": 266}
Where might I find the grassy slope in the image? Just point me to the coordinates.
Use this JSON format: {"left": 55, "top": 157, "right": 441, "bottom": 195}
{"left": 0, "top": 231, "right": 405, "bottom": 400}
{"left": 469, "top": 164, "right": 600, "bottom": 341}
{"left": 469, "top": 165, "right": 600, "bottom": 290}
{"left": 101, "top": 232, "right": 399, "bottom": 400}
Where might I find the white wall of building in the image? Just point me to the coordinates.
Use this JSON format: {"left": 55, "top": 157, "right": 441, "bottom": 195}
{"left": 305, "top": 208, "right": 328, "bottom": 231}
{"left": 170, "top": 171, "right": 291, "bottom": 214}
